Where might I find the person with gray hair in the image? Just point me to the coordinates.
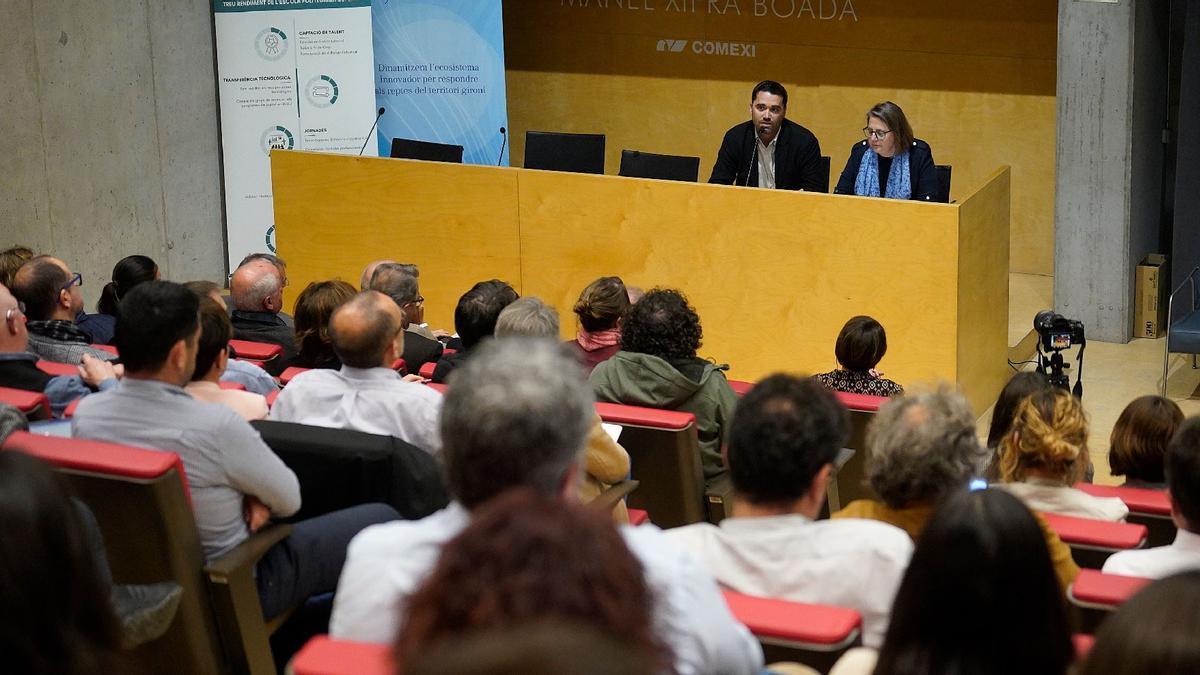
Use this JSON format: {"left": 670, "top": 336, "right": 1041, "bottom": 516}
{"left": 832, "top": 388, "right": 1080, "bottom": 590}
{"left": 494, "top": 297, "right": 560, "bottom": 338}
{"left": 330, "top": 338, "right": 764, "bottom": 675}
{"left": 229, "top": 257, "right": 295, "bottom": 374}
{"left": 366, "top": 263, "right": 443, "bottom": 372}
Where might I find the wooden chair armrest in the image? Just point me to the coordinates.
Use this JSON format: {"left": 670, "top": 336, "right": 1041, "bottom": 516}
{"left": 204, "top": 523, "right": 294, "bottom": 579}
{"left": 589, "top": 479, "right": 639, "bottom": 513}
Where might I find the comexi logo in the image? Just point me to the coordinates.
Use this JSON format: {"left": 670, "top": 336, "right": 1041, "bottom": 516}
{"left": 656, "top": 39, "right": 757, "bottom": 58}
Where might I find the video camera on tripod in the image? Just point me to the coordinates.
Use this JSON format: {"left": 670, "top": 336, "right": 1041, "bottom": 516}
{"left": 1033, "top": 310, "right": 1086, "bottom": 398}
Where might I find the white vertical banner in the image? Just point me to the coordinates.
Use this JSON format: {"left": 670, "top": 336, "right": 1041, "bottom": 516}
{"left": 213, "top": 0, "right": 376, "bottom": 271}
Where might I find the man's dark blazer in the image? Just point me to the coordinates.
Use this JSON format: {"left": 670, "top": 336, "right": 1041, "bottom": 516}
{"left": 833, "top": 139, "right": 940, "bottom": 202}
{"left": 402, "top": 331, "right": 444, "bottom": 374}
{"left": 708, "top": 118, "right": 825, "bottom": 192}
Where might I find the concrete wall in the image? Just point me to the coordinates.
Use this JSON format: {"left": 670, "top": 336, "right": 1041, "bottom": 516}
{"left": 0, "top": 0, "right": 224, "bottom": 309}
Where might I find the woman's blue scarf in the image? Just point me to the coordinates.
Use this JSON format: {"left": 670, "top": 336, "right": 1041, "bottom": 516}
{"left": 854, "top": 145, "right": 911, "bottom": 199}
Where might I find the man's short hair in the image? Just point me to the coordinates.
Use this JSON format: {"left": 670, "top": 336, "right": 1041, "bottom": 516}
{"left": 441, "top": 338, "right": 593, "bottom": 509}
{"left": 495, "top": 297, "right": 559, "bottom": 338}
{"left": 232, "top": 266, "right": 282, "bottom": 312}
{"left": 182, "top": 280, "right": 221, "bottom": 299}
{"left": 752, "top": 80, "right": 788, "bottom": 107}
{"left": 237, "top": 252, "right": 286, "bottom": 272}
{"left": 10, "top": 256, "right": 69, "bottom": 321}
{"left": 865, "top": 389, "right": 986, "bottom": 509}
{"left": 454, "top": 280, "right": 519, "bottom": 349}
{"left": 368, "top": 263, "right": 420, "bottom": 307}
{"left": 192, "top": 298, "right": 232, "bottom": 381}
{"left": 1166, "top": 417, "right": 1200, "bottom": 531}
{"left": 728, "top": 374, "right": 848, "bottom": 505}
{"left": 328, "top": 291, "right": 401, "bottom": 368}
{"left": 115, "top": 281, "right": 200, "bottom": 374}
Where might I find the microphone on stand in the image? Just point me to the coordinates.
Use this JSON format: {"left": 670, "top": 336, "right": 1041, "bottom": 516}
{"left": 496, "top": 127, "right": 507, "bottom": 166}
{"left": 358, "top": 107, "right": 386, "bottom": 156}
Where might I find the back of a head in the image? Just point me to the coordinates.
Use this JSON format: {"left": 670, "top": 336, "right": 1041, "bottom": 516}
{"left": 1166, "top": 417, "right": 1200, "bottom": 532}
{"left": 728, "top": 374, "right": 847, "bottom": 505}
{"left": 0, "top": 246, "right": 34, "bottom": 289}
{"left": 573, "top": 276, "right": 629, "bottom": 333}
{"left": 294, "top": 280, "right": 357, "bottom": 363}
{"left": 114, "top": 281, "right": 200, "bottom": 375}
{"left": 619, "top": 288, "right": 702, "bottom": 360}
{"left": 230, "top": 260, "right": 282, "bottom": 312}
{"left": 237, "top": 252, "right": 286, "bottom": 274}
{"left": 328, "top": 291, "right": 400, "bottom": 369}
{"left": 866, "top": 388, "right": 985, "bottom": 509}
{"left": 10, "top": 256, "right": 69, "bottom": 321}
{"left": 453, "top": 280, "right": 518, "bottom": 349}
{"left": 834, "top": 315, "right": 887, "bottom": 372}
{"left": 441, "top": 338, "right": 592, "bottom": 508}
{"left": 874, "top": 489, "right": 1071, "bottom": 675}
{"left": 396, "top": 490, "right": 666, "bottom": 672}
{"left": 98, "top": 255, "right": 158, "bottom": 316}
{"left": 998, "top": 387, "right": 1089, "bottom": 484}
{"left": 986, "top": 371, "right": 1051, "bottom": 449}
{"left": 495, "top": 297, "right": 560, "bottom": 338}
{"left": 1081, "top": 570, "right": 1200, "bottom": 675}
{"left": 367, "top": 264, "right": 420, "bottom": 307}
{"left": 192, "top": 297, "right": 232, "bottom": 381}
{"left": 182, "top": 280, "right": 221, "bottom": 302}
{"left": 1110, "top": 395, "right": 1185, "bottom": 484}
{"left": 0, "top": 452, "right": 120, "bottom": 674}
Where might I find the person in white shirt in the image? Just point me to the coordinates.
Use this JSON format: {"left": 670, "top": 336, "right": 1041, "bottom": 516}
{"left": 269, "top": 291, "right": 442, "bottom": 455}
{"left": 996, "top": 388, "right": 1128, "bottom": 521}
{"left": 329, "top": 338, "right": 763, "bottom": 675}
{"left": 185, "top": 297, "right": 268, "bottom": 421}
{"left": 1105, "top": 418, "right": 1200, "bottom": 578}
{"left": 665, "top": 374, "right": 912, "bottom": 648}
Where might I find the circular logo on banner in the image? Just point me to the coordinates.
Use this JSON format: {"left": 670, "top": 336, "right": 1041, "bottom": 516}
{"left": 260, "top": 126, "right": 295, "bottom": 156}
{"left": 255, "top": 27, "right": 289, "bottom": 61}
{"left": 305, "top": 75, "right": 339, "bottom": 108}
{"left": 265, "top": 226, "right": 276, "bottom": 253}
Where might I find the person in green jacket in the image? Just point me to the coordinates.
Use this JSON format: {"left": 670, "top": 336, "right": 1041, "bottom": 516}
{"left": 589, "top": 288, "right": 738, "bottom": 491}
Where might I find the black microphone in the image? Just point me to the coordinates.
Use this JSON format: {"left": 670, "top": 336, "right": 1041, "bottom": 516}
{"left": 496, "top": 126, "right": 507, "bottom": 166}
{"left": 743, "top": 125, "right": 758, "bottom": 187}
{"left": 358, "top": 107, "right": 386, "bottom": 156}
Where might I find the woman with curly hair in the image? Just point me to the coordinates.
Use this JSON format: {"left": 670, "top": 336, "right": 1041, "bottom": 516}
{"left": 997, "top": 388, "right": 1128, "bottom": 521}
{"left": 290, "top": 280, "right": 357, "bottom": 370}
{"left": 393, "top": 490, "right": 672, "bottom": 673}
{"left": 589, "top": 288, "right": 738, "bottom": 490}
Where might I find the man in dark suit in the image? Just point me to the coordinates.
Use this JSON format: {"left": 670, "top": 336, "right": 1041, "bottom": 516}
{"left": 366, "top": 263, "right": 444, "bottom": 374}
{"left": 229, "top": 257, "right": 297, "bottom": 374}
{"left": 708, "top": 80, "right": 825, "bottom": 192}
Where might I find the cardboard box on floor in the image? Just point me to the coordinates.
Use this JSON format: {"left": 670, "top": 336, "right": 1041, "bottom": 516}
{"left": 1135, "top": 254, "right": 1169, "bottom": 338}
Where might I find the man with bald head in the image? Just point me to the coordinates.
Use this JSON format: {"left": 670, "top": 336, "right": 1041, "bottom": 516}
{"left": 10, "top": 256, "right": 117, "bottom": 364}
{"left": 229, "top": 258, "right": 296, "bottom": 373}
{"left": 360, "top": 259, "right": 396, "bottom": 291}
{"left": 269, "top": 291, "right": 442, "bottom": 455}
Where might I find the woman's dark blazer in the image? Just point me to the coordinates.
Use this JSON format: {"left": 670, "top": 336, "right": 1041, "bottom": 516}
{"left": 834, "top": 139, "right": 939, "bottom": 201}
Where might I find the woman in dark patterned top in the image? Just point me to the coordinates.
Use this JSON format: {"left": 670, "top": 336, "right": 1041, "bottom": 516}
{"left": 817, "top": 315, "right": 904, "bottom": 397}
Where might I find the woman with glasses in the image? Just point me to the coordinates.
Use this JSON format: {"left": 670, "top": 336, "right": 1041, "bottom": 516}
{"left": 834, "top": 101, "right": 940, "bottom": 201}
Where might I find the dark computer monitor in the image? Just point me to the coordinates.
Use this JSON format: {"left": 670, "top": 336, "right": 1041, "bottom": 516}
{"left": 618, "top": 150, "right": 701, "bottom": 182}
{"left": 524, "top": 131, "right": 606, "bottom": 174}
{"left": 390, "top": 138, "right": 464, "bottom": 163}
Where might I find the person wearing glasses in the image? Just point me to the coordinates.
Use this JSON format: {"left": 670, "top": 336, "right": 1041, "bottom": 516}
{"left": 709, "top": 80, "right": 826, "bottom": 192}
{"left": 834, "top": 101, "right": 940, "bottom": 202}
{"left": 9, "top": 256, "right": 119, "bottom": 365}
{"left": 365, "top": 264, "right": 444, "bottom": 374}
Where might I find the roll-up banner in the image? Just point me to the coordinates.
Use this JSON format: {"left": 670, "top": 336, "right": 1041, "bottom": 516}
{"left": 214, "top": 0, "right": 377, "bottom": 270}
{"left": 371, "top": 0, "right": 510, "bottom": 166}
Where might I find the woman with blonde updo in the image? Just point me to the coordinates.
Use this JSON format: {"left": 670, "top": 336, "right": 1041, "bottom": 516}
{"left": 997, "top": 388, "right": 1128, "bottom": 521}
{"left": 566, "top": 276, "right": 630, "bottom": 376}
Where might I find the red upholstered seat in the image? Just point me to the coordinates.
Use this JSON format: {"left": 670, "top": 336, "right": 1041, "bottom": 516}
{"left": 390, "top": 358, "right": 406, "bottom": 373}
{"left": 90, "top": 343, "right": 118, "bottom": 355}
{"left": 1042, "top": 513, "right": 1148, "bottom": 550}
{"left": 418, "top": 361, "right": 436, "bottom": 379}
{"left": 37, "top": 360, "right": 79, "bottom": 377}
{"left": 218, "top": 381, "right": 247, "bottom": 391}
{"left": 64, "top": 398, "right": 81, "bottom": 418}
{"left": 1068, "top": 568, "right": 1151, "bottom": 609}
{"left": 1075, "top": 483, "right": 1170, "bottom": 516}
{"left": 291, "top": 636, "right": 393, "bottom": 675}
{"left": 594, "top": 402, "right": 695, "bottom": 430}
{"left": 729, "top": 379, "right": 755, "bottom": 397}
{"left": 442, "top": 348, "right": 457, "bottom": 356}
{"left": 834, "top": 391, "right": 887, "bottom": 412}
{"left": 0, "top": 386, "right": 51, "bottom": 420}
{"left": 722, "top": 590, "right": 861, "bottom": 650}
{"left": 279, "top": 366, "right": 310, "bottom": 386}
{"left": 266, "top": 389, "right": 280, "bottom": 408}
{"left": 628, "top": 508, "right": 650, "bottom": 526}
{"left": 229, "top": 339, "right": 283, "bottom": 362}
{"left": 1073, "top": 634, "right": 1096, "bottom": 661}
{"left": 424, "top": 382, "right": 447, "bottom": 394}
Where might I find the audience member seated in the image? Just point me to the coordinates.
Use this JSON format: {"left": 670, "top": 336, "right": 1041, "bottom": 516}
{"left": 430, "top": 279, "right": 518, "bottom": 384}
{"left": 1080, "top": 570, "right": 1200, "bottom": 675}
{"left": 366, "top": 264, "right": 444, "bottom": 373}
{"left": 290, "top": 280, "right": 356, "bottom": 370}
{"left": 0, "top": 283, "right": 118, "bottom": 416}
{"left": 237, "top": 252, "right": 293, "bottom": 322}
{"left": 330, "top": 338, "right": 763, "bottom": 674}
{"left": 0, "top": 451, "right": 123, "bottom": 674}
{"left": 983, "top": 371, "right": 1051, "bottom": 479}
{"left": 0, "top": 246, "right": 33, "bottom": 289}
{"left": 79, "top": 254, "right": 159, "bottom": 345}
{"left": 1104, "top": 418, "right": 1200, "bottom": 578}
{"left": 833, "top": 389, "right": 1079, "bottom": 588}
{"left": 185, "top": 298, "right": 268, "bottom": 421}
{"left": 229, "top": 256, "right": 296, "bottom": 373}
{"left": 270, "top": 291, "right": 442, "bottom": 455}
{"left": 494, "top": 297, "right": 631, "bottom": 522}
{"left": 997, "top": 388, "right": 1128, "bottom": 521}
{"left": 1108, "top": 395, "right": 1184, "bottom": 490}
{"left": 71, "top": 281, "right": 399, "bottom": 623}
{"left": 183, "top": 280, "right": 278, "bottom": 396}
{"left": 359, "top": 258, "right": 396, "bottom": 291}
{"left": 10, "top": 256, "right": 116, "bottom": 364}
{"left": 829, "top": 489, "right": 1073, "bottom": 675}
{"left": 665, "top": 373, "right": 913, "bottom": 647}
{"left": 394, "top": 490, "right": 672, "bottom": 672}
{"left": 567, "top": 276, "right": 630, "bottom": 376}
{"left": 816, "top": 315, "right": 903, "bottom": 397}
{"left": 590, "top": 288, "right": 737, "bottom": 491}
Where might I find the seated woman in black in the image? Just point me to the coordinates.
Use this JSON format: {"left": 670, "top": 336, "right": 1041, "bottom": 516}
{"left": 834, "top": 101, "right": 939, "bottom": 202}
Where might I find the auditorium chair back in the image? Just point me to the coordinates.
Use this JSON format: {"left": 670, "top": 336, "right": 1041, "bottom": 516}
{"left": 0, "top": 385, "right": 51, "bottom": 420}
{"left": 524, "top": 130, "right": 606, "bottom": 174}
{"left": 722, "top": 589, "right": 862, "bottom": 672}
{"left": 618, "top": 149, "right": 701, "bottom": 182}
{"left": 936, "top": 164, "right": 953, "bottom": 203}
{"left": 229, "top": 339, "right": 283, "bottom": 367}
{"left": 291, "top": 636, "right": 393, "bottom": 675}
{"left": 1067, "top": 568, "right": 1150, "bottom": 633}
{"left": 1076, "top": 482, "right": 1174, "bottom": 547}
{"left": 1041, "top": 512, "right": 1149, "bottom": 569}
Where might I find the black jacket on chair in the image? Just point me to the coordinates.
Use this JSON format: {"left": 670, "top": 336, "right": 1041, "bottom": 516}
{"left": 708, "top": 119, "right": 826, "bottom": 192}
{"left": 834, "top": 139, "right": 939, "bottom": 202}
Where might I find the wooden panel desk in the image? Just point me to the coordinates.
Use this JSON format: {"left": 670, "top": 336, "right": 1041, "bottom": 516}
{"left": 272, "top": 151, "right": 1010, "bottom": 413}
